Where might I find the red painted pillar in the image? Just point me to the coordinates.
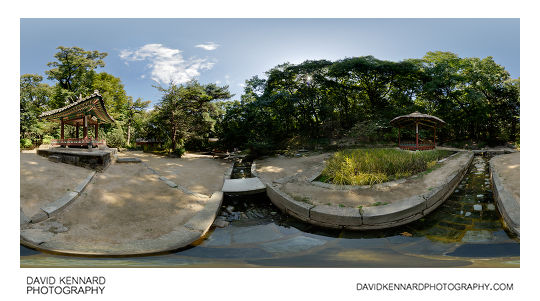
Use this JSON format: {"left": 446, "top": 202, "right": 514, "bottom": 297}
{"left": 415, "top": 122, "right": 419, "bottom": 150}
{"left": 60, "top": 118, "right": 64, "bottom": 140}
{"left": 95, "top": 123, "right": 99, "bottom": 140}
{"left": 83, "top": 115, "right": 88, "bottom": 139}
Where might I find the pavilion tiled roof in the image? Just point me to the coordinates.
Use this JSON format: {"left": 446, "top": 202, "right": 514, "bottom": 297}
{"left": 390, "top": 111, "right": 446, "bottom": 127}
{"left": 39, "top": 90, "right": 115, "bottom": 124}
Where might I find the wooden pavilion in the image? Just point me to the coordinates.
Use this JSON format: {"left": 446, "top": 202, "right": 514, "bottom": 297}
{"left": 39, "top": 90, "right": 115, "bottom": 148}
{"left": 390, "top": 112, "right": 445, "bottom": 151}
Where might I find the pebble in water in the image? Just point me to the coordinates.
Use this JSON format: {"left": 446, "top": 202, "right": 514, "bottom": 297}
{"left": 487, "top": 204, "right": 496, "bottom": 211}
{"left": 473, "top": 204, "right": 483, "bottom": 211}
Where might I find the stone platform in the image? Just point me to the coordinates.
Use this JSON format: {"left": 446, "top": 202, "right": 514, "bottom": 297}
{"left": 37, "top": 147, "right": 117, "bottom": 171}
{"left": 222, "top": 177, "right": 266, "bottom": 195}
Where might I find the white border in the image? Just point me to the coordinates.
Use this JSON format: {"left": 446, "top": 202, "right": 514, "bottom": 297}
{"left": 4, "top": 1, "right": 537, "bottom": 300}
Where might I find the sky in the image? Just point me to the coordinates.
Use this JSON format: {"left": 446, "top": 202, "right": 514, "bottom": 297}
{"left": 20, "top": 18, "right": 520, "bottom": 108}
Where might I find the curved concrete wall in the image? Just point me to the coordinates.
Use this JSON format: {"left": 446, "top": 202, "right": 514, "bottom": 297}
{"left": 266, "top": 152, "right": 474, "bottom": 230}
{"left": 490, "top": 159, "right": 520, "bottom": 238}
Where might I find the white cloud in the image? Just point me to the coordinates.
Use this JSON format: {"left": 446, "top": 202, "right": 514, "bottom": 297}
{"left": 119, "top": 44, "right": 215, "bottom": 85}
{"left": 195, "top": 42, "right": 220, "bottom": 51}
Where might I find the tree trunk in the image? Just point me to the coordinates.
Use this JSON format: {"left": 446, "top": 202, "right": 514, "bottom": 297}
{"left": 127, "top": 123, "right": 131, "bottom": 146}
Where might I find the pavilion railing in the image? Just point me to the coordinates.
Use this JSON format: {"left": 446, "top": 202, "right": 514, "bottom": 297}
{"left": 51, "top": 138, "right": 106, "bottom": 146}
{"left": 399, "top": 142, "right": 435, "bottom": 150}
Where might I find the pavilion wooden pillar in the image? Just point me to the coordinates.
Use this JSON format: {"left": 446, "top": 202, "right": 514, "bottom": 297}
{"left": 95, "top": 122, "right": 99, "bottom": 140}
{"left": 415, "top": 122, "right": 419, "bottom": 150}
{"left": 83, "top": 115, "right": 88, "bottom": 139}
{"left": 60, "top": 118, "right": 65, "bottom": 140}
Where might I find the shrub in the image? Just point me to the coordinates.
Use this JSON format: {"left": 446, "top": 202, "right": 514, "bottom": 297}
{"left": 320, "top": 148, "right": 453, "bottom": 186}
{"left": 172, "top": 147, "right": 185, "bottom": 157}
{"left": 20, "top": 138, "right": 33, "bottom": 149}
{"left": 42, "top": 135, "right": 54, "bottom": 145}
{"left": 105, "top": 127, "right": 126, "bottom": 148}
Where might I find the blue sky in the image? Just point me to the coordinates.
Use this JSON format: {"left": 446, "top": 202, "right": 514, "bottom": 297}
{"left": 20, "top": 18, "right": 520, "bottom": 108}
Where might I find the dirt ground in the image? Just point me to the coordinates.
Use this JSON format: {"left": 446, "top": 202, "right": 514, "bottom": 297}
{"left": 20, "top": 151, "right": 92, "bottom": 217}
{"left": 256, "top": 151, "right": 471, "bottom": 208}
{"left": 24, "top": 162, "right": 206, "bottom": 253}
{"left": 491, "top": 152, "right": 520, "bottom": 203}
{"left": 256, "top": 153, "right": 331, "bottom": 183}
{"left": 119, "top": 151, "right": 230, "bottom": 196}
{"left": 21, "top": 150, "right": 230, "bottom": 254}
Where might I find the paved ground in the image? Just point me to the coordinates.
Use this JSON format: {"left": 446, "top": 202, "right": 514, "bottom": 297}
{"left": 491, "top": 152, "right": 520, "bottom": 203}
{"left": 20, "top": 151, "right": 91, "bottom": 217}
{"left": 21, "top": 150, "right": 229, "bottom": 255}
{"left": 121, "top": 151, "right": 230, "bottom": 196}
{"left": 256, "top": 151, "right": 470, "bottom": 208}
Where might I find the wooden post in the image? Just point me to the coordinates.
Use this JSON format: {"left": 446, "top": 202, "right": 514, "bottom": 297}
{"left": 398, "top": 127, "right": 401, "bottom": 147}
{"left": 95, "top": 123, "right": 99, "bottom": 140}
{"left": 433, "top": 127, "right": 436, "bottom": 147}
{"left": 60, "top": 118, "right": 64, "bottom": 140}
{"left": 83, "top": 115, "right": 88, "bottom": 139}
{"left": 415, "top": 122, "right": 419, "bottom": 150}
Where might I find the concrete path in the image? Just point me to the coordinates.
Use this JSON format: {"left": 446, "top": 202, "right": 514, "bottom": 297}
{"left": 490, "top": 152, "right": 520, "bottom": 237}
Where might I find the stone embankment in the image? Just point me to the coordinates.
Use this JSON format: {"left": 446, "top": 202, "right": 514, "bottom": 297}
{"left": 490, "top": 152, "right": 520, "bottom": 237}
{"left": 257, "top": 151, "right": 474, "bottom": 230}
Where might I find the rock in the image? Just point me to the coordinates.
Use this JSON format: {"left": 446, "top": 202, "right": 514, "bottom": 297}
{"left": 454, "top": 189, "right": 459, "bottom": 193}
{"left": 164, "top": 180, "right": 178, "bottom": 188}
{"left": 20, "top": 208, "right": 30, "bottom": 225}
{"left": 116, "top": 157, "right": 142, "bottom": 163}
{"left": 48, "top": 221, "right": 69, "bottom": 233}
{"left": 487, "top": 203, "right": 496, "bottom": 211}
{"left": 270, "top": 212, "right": 277, "bottom": 215}
{"left": 225, "top": 206, "right": 235, "bottom": 214}
{"left": 241, "top": 213, "right": 248, "bottom": 219}
{"left": 461, "top": 230, "right": 494, "bottom": 242}
{"left": 473, "top": 204, "right": 483, "bottom": 211}
{"left": 465, "top": 212, "right": 472, "bottom": 217}
{"left": 48, "top": 155, "right": 61, "bottom": 163}
{"left": 476, "top": 194, "right": 484, "bottom": 198}
{"left": 212, "top": 219, "right": 229, "bottom": 228}
{"left": 30, "top": 211, "right": 48, "bottom": 223}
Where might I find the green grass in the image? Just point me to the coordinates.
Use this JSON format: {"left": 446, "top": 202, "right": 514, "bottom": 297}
{"left": 319, "top": 148, "right": 454, "bottom": 186}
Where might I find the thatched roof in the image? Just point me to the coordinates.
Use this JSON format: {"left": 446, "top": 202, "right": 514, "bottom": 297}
{"left": 39, "top": 90, "right": 115, "bottom": 125}
{"left": 390, "top": 112, "right": 445, "bottom": 127}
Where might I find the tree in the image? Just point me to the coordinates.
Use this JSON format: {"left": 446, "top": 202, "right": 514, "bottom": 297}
{"left": 124, "top": 97, "right": 151, "bottom": 146}
{"left": 45, "top": 46, "right": 107, "bottom": 108}
{"left": 20, "top": 74, "right": 52, "bottom": 143}
{"left": 154, "top": 81, "right": 232, "bottom": 152}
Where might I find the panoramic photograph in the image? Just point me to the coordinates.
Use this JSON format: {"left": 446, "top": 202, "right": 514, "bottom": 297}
{"left": 20, "top": 18, "right": 520, "bottom": 268}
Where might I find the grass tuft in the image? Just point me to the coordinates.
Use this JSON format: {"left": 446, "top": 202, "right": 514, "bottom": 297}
{"left": 320, "top": 148, "right": 453, "bottom": 186}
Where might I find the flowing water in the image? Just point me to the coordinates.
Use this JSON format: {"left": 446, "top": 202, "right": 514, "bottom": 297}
{"left": 20, "top": 155, "right": 519, "bottom": 267}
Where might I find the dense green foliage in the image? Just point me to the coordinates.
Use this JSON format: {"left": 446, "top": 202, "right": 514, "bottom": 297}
{"left": 319, "top": 149, "right": 454, "bottom": 186}
{"left": 217, "top": 52, "right": 519, "bottom": 151}
{"left": 21, "top": 47, "right": 519, "bottom": 154}
{"left": 20, "top": 46, "right": 150, "bottom": 149}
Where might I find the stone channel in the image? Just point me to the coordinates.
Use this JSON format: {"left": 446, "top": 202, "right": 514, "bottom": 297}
{"left": 21, "top": 153, "right": 519, "bottom": 267}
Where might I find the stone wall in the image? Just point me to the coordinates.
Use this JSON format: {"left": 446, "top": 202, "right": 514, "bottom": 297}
{"left": 266, "top": 152, "right": 474, "bottom": 230}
